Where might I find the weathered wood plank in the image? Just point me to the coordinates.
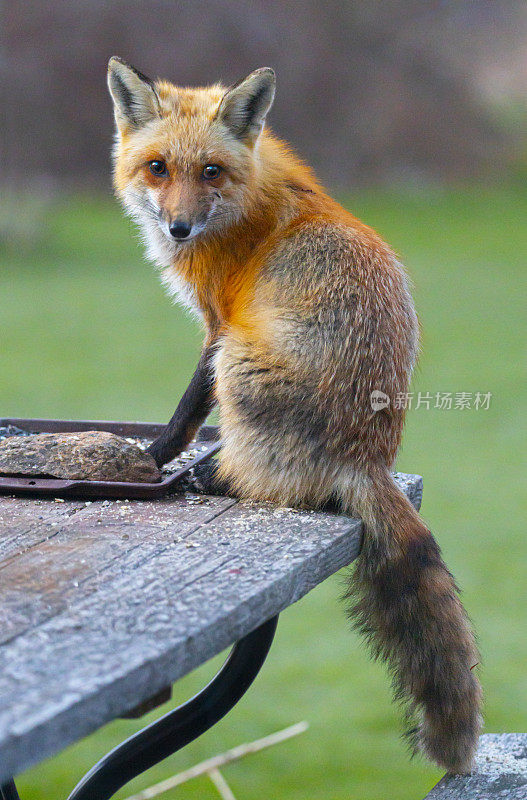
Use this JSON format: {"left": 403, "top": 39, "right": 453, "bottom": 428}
{"left": 0, "top": 473, "right": 422, "bottom": 782}
{"left": 0, "top": 504, "right": 359, "bottom": 780}
{"left": 424, "top": 734, "right": 527, "bottom": 799}
{"left": 0, "top": 496, "right": 86, "bottom": 561}
{"left": 0, "top": 494, "right": 236, "bottom": 644}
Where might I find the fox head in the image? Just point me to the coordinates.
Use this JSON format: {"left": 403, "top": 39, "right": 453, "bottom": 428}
{"left": 107, "top": 57, "right": 275, "bottom": 262}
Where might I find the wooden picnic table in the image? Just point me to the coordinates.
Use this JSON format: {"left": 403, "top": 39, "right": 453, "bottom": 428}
{"left": 424, "top": 733, "right": 527, "bottom": 800}
{"left": 0, "top": 456, "right": 422, "bottom": 799}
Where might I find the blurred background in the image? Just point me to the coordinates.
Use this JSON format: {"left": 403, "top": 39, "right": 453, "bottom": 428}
{"left": 1, "top": 2, "right": 526, "bottom": 799}
{"left": 3, "top": 0, "right": 527, "bottom": 190}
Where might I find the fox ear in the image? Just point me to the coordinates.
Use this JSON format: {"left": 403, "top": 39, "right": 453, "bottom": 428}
{"left": 107, "top": 56, "right": 160, "bottom": 133}
{"left": 216, "top": 67, "right": 275, "bottom": 145}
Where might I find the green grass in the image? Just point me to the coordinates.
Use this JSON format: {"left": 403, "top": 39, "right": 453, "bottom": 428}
{"left": 1, "top": 185, "right": 526, "bottom": 800}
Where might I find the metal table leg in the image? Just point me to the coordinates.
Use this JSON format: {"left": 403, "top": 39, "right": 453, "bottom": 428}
{"left": 0, "top": 781, "right": 20, "bottom": 800}
{"left": 2, "top": 616, "right": 278, "bottom": 800}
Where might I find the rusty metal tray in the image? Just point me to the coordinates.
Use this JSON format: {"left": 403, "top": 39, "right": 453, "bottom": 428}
{"left": 0, "top": 418, "right": 221, "bottom": 500}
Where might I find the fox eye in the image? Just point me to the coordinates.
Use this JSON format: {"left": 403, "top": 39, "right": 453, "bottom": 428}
{"left": 203, "top": 164, "right": 222, "bottom": 180}
{"left": 149, "top": 159, "right": 168, "bottom": 176}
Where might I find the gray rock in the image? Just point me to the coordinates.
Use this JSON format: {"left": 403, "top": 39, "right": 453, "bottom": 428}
{"left": 0, "top": 431, "right": 161, "bottom": 483}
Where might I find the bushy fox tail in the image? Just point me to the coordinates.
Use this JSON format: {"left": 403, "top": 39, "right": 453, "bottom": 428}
{"left": 344, "top": 467, "right": 482, "bottom": 773}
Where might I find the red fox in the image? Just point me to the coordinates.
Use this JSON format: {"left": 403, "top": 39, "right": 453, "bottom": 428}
{"left": 107, "top": 57, "right": 482, "bottom": 773}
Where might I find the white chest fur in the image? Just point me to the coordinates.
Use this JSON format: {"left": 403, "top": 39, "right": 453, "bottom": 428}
{"left": 160, "top": 267, "right": 203, "bottom": 320}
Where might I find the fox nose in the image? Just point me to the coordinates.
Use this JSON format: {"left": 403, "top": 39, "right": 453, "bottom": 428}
{"left": 169, "top": 220, "right": 192, "bottom": 240}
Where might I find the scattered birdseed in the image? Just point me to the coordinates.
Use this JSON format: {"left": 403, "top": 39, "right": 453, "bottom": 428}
{"left": 0, "top": 425, "right": 31, "bottom": 441}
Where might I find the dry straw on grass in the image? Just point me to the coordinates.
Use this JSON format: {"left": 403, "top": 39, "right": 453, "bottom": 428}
{"left": 123, "top": 721, "right": 309, "bottom": 800}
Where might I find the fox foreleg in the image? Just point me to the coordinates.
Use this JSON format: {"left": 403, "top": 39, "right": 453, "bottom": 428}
{"left": 147, "top": 343, "right": 217, "bottom": 467}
